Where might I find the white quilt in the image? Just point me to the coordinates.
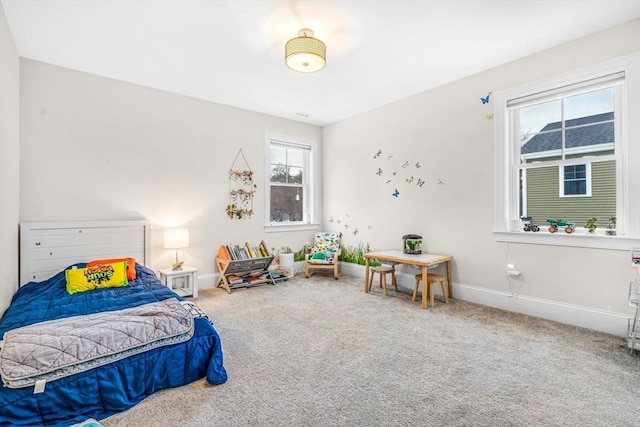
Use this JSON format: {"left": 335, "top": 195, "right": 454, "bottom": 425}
{"left": 0, "top": 298, "right": 193, "bottom": 389}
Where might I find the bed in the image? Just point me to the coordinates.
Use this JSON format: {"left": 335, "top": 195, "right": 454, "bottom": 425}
{"left": 0, "top": 221, "right": 227, "bottom": 426}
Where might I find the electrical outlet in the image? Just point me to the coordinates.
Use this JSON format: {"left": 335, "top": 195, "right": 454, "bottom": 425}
{"left": 506, "top": 270, "right": 521, "bottom": 277}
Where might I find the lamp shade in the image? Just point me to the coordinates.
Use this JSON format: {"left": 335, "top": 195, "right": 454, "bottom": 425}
{"left": 285, "top": 28, "right": 326, "bottom": 73}
{"left": 164, "top": 228, "right": 189, "bottom": 249}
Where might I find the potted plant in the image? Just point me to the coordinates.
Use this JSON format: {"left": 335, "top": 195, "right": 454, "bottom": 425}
{"left": 606, "top": 216, "right": 617, "bottom": 236}
{"left": 278, "top": 246, "right": 295, "bottom": 277}
{"left": 584, "top": 217, "right": 598, "bottom": 234}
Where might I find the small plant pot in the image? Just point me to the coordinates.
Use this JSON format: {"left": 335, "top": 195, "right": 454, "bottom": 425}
{"left": 279, "top": 253, "right": 295, "bottom": 278}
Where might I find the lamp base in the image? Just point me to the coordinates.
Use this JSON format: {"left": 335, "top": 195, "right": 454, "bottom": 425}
{"left": 171, "top": 261, "right": 184, "bottom": 271}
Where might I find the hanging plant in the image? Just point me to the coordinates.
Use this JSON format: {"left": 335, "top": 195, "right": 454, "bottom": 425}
{"left": 229, "top": 170, "right": 254, "bottom": 185}
{"left": 226, "top": 149, "right": 256, "bottom": 219}
{"left": 226, "top": 204, "right": 253, "bottom": 219}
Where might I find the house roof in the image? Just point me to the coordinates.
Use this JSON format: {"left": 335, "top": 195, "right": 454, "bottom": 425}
{"left": 521, "top": 112, "right": 614, "bottom": 155}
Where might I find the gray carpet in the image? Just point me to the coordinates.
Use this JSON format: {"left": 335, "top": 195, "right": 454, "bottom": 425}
{"left": 103, "top": 274, "right": 640, "bottom": 426}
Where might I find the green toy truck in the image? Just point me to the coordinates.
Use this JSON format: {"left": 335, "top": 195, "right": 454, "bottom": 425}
{"left": 546, "top": 218, "right": 575, "bottom": 234}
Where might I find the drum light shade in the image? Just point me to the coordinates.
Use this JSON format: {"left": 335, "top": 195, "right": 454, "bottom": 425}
{"left": 164, "top": 228, "right": 189, "bottom": 249}
{"left": 285, "top": 28, "right": 326, "bottom": 73}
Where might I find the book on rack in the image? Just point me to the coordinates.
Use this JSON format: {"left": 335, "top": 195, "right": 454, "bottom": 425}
{"left": 227, "top": 275, "right": 244, "bottom": 284}
{"left": 217, "top": 241, "right": 273, "bottom": 261}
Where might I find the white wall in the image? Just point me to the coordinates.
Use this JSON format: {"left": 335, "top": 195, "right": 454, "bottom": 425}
{"left": 322, "top": 19, "right": 640, "bottom": 335}
{"left": 0, "top": 3, "right": 20, "bottom": 313}
{"left": 19, "top": 59, "right": 321, "bottom": 276}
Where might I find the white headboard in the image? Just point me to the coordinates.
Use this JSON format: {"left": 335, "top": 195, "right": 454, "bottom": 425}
{"left": 20, "top": 220, "right": 149, "bottom": 286}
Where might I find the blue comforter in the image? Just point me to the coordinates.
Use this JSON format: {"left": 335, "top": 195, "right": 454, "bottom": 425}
{"left": 0, "top": 264, "right": 227, "bottom": 426}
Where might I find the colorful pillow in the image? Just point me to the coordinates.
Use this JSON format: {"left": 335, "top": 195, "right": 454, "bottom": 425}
{"left": 66, "top": 262, "right": 129, "bottom": 295}
{"left": 309, "top": 249, "right": 335, "bottom": 265}
{"left": 87, "top": 257, "right": 136, "bottom": 281}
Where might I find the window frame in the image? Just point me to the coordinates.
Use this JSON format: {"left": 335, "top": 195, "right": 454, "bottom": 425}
{"left": 264, "top": 132, "right": 320, "bottom": 233}
{"left": 493, "top": 53, "right": 640, "bottom": 250}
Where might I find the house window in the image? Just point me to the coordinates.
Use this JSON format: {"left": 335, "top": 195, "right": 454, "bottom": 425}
{"left": 494, "top": 54, "right": 640, "bottom": 249}
{"left": 265, "top": 132, "right": 319, "bottom": 232}
{"left": 560, "top": 164, "right": 590, "bottom": 197}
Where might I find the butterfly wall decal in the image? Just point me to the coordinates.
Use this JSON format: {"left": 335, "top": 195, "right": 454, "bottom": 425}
{"left": 480, "top": 92, "right": 491, "bottom": 104}
{"left": 374, "top": 149, "right": 382, "bottom": 158}
{"left": 401, "top": 161, "right": 409, "bottom": 168}
{"left": 417, "top": 178, "right": 425, "bottom": 187}
{"left": 392, "top": 189, "right": 399, "bottom": 197}
{"left": 329, "top": 216, "right": 334, "bottom": 223}
{"left": 406, "top": 176, "right": 414, "bottom": 184}
{"left": 386, "top": 179, "right": 391, "bottom": 184}
{"left": 376, "top": 168, "right": 383, "bottom": 176}
{"left": 415, "top": 162, "right": 421, "bottom": 168}
{"left": 353, "top": 229, "right": 358, "bottom": 236}
{"left": 486, "top": 113, "right": 494, "bottom": 120}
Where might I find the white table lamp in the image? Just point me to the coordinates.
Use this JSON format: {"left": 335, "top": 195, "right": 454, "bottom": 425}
{"left": 164, "top": 228, "right": 189, "bottom": 270}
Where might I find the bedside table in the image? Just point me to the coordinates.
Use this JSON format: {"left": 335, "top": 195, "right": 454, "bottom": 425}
{"left": 158, "top": 266, "right": 199, "bottom": 298}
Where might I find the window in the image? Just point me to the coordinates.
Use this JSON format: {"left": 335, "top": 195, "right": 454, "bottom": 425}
{"left": 560, "top": 164, "right": 590, "bottom": 197}
{"left": 494, "top": 54, "right": 640, "bottom": 249}
{"left": 265, "top": 132, "right": 319, "bottom": 232}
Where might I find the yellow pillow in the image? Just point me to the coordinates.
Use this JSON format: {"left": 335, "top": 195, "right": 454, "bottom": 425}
{"left": 66, "top": 262, "right": 129, "bottom": 295}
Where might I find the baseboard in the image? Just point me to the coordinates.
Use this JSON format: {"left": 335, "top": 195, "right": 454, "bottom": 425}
{"left": 339, "top": 262, "right": 630, "bottom": 337}
{"left": 198, "top": 273, "right": 218, "bottom": 290}
{"left": 453, "top": 283, "right": 629, "bottom": 337}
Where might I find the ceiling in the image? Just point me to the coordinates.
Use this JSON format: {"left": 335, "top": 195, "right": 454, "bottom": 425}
{"left": 2, "top": 1, "right": 640, "bottom": 126}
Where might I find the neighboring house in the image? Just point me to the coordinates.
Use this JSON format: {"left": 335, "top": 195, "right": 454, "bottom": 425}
{"left": 519, "top": 112, "right": 615, "bottom": 227}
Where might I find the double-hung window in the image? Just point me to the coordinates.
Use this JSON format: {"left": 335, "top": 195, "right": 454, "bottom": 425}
{"left": 265, "top": 132, "right": 319, "bottom": 232}
{"left": 494, "top": 54, "right": 640, "bottom": 249}
{"left": 561, "top": 164, "right": 590, "bottom": 197}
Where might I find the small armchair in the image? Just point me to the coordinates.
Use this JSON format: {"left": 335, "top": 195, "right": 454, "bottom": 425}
{"left": 304, "top": 232, "right": 342, "bottom": 280}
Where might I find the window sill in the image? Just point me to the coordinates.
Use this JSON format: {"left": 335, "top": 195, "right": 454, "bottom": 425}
{"left": 494, "top": 230, "right": 640, "bottom": 250}
{"left": 265, "top": 222, "right": 319, "bottom": 233}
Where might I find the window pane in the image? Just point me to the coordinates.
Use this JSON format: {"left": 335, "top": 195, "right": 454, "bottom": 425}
{"left": 270, "top": 145, "right": 286, "bottom": 165}
{"left": 564, "top": 180, "right": 586, "bottom": 195}
{"left": 564, "top": 87, "right": 614, "bottom": 121}
{"left": 565, "top": 88, "right": 615, "bottom": 157}
{"left": 287, "top": 148, "right": 303, "bottom": 168}
{"left": 270, "top": 185, "right": 303, "bottom": 222}
{"left": 288, "top": 167, "right": 303, "bottom": 184}
{"left": 523, "top": 161, "right": 615, "bottom": 226}
{"left": 520, "top": 99, "right": 561, "bottom": 143}
{"left": 270, "top": 164, "right": 288, "bottom": 183}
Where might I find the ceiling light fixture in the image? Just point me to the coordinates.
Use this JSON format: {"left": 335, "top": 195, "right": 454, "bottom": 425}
{"left": 285, "top": 28, "right": 326, "bottom": 73}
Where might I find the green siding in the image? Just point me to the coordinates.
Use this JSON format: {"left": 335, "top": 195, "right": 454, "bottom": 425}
{"left": 525, "top": 160, "right": 616, "bottom": 227}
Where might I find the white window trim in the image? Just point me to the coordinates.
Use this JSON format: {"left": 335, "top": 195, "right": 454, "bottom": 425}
{"left": 559, "top": 163, "right": 591, "bottom": 197}
{"left": 494, "top": 53, "right": 640, "bottom": 250}
{"left": 264, "top": 132, "right": 320, "bottom": 233}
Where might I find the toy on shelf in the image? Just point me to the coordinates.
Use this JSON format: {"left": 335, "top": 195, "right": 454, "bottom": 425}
{"left": 521, "top": 216, "right": 539, "bottom": 232}
{"left": 523, "top": 223, "right": 540, "bottom": 232}
{"left": 546, "top": 218, "right": 574, "bottom": 234}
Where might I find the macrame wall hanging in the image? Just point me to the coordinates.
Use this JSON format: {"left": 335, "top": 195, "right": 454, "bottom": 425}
{"left": 226, "top": 149, "right": 256, "bottom": 219}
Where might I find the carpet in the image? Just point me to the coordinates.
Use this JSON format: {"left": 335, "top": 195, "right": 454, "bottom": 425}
{"left": 103, "top": 273, "right": 640, "bottom": 426}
